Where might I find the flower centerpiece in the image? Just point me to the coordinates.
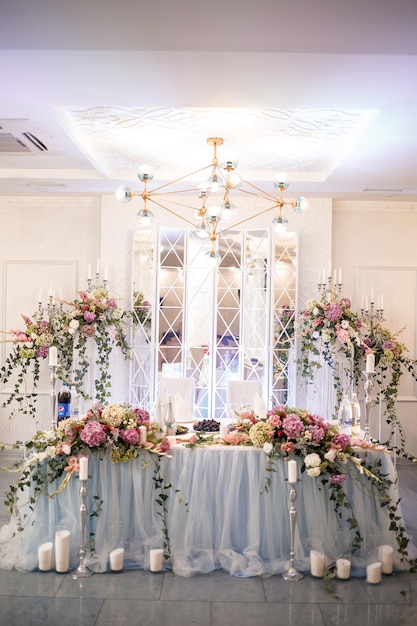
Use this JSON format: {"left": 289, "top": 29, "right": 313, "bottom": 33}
{"left": 133, "top": 290, "right": 152, "bottom": 341}
{"left": 3, "top": 403, "right": 171, "bottom": 527}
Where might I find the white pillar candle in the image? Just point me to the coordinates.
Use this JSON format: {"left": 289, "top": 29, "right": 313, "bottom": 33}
{"left": 55, "top": 530, "right": 70, "bottom": 573}
{"left": 103, "top": 265, "right": 108, "bottom": 281}
{"left": 336, "top": 558, "right": 351, "bottom": 579}
{"left": 149, "top": 548, "right": 164, "bottom": 572}
{"left": 366, "top": 353, "right": 375, "bottom": 373}
{"left": 87, "top": 264, "right": 92, "bottom": 280}
{"left": 109, "top": 547, "right": 124, "bottom": 572}
{"left": 38, "top": 541, "right": 53, "bottom": 571}
{"left": 96, "top": 257, "right": 100, "bottom": 275}
{"left": 219, "top": 424, "right": 228, "bottom": 440}
{"left": 79, "top": 456, "right": 89, "bottom": 480}
{"left": 287, "top": 459, "right": 297, "bottom": 483}
{"left": 379, "top": 545, "right": 394, "bottom": 574}
{"left": 38, "top": 287, "right": 42, "bottom": 303}
{"left": 310, "top": 550, "right": 325, "bottom": 577}
{"left": 366, "top": 561, "right": 382, "bottom": 584}
{"left": 338, "top": 267, "right": 342, "bottom": 285}
{"left": 48, "top": 346, "right": 58, "bottom": 367}
{"left": 139, "top": 425, "right": 147, "bottom": 444}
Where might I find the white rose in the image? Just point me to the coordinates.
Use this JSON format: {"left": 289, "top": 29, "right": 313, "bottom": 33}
{"left": 69, "top": 319, "right": 80, "bottom": 330}
{"left": 312, "top": 307, "right": 319, "bottom": 316}
{"left": 263, "top": 442, "right": 273, "bottom": 455}
{"left": 31, "top": 333, "right": 38, "bottom": 340}
{"left": 324, "top": 448, "right": 337, "bottom": 462}
{"left": 62, "top": 443, "right": 71, "bottom": 455}
{"left": 341, "top": 320, "right": 349, "bottom": 329}
{"left": 25, "top": 341, "right": 33, "bottom": 349}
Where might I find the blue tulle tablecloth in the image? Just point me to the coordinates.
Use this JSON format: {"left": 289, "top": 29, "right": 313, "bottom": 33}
{"left": 0, "top": 444, "right": 415, "bottom": 576}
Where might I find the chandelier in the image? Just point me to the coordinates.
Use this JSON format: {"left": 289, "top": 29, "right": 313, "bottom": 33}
{"left": 115, "top": 137, "right": 308, "bottom": 265}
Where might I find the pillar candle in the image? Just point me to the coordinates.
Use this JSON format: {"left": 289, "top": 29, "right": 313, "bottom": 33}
{"left": 38, "top": 287, "right": 42, "bottom": 304}
{"left": 55, "top": 530, "right": 70, "bottom": 573}
{"left": 379, "top": 545, "right": 394, "bottom": 574}
{"left": 96, "top": 257, "right": 100, "bottom": 275}
{"left": 139, "top": 425, "right": 147, "bottom": 444}
{"left": 38, "top": 541, "right": 53, "bottom": 571}
{"left": 109, "top": 547, "right": 124, "bottom": 572}
{"left": 219, "top": 424, "right": 228, "bottom": 440}
{"left": 287, "top": 459, "right": 297, "bottom": 483}
{"left": 336, "top": 558, "right": 351, "bottom": 579}
{"left": 79, "top": 456, "right": 88, "bottom": 480}
{"left": 310, "top": 550, "right": 325, "bottom": 577}
{"left": 366, "top": 561, "right": 382, "bottom": 584}
{"left": 366, "top": 353, "right": 375, "bottom": 373}
{"left": 103, "top": 265, "right": 108, "bottom": 281}
{"left": 149, "top": 548, "right": 164, "bottom": 572}
{"left": 87, "top": 264, "right": 92, "bottom": 280}
{"left": 48, "top": 346, "right": 58, "bottom": 367}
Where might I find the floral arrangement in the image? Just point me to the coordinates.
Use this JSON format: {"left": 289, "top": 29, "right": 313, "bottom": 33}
{"left": 3, "top": 403, "right": 172, "bottom": 526}
{"left": 0, "top": 287, "right": 132, "bottom": 421}
{"left": 296, "top": 291, "right": 417, "bottom": 454}
{"left": 273, "top": 305, "right": 295, "bottom": 385}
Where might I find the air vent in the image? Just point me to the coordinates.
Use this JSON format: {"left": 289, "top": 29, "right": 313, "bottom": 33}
{"left": 0, "top": 119, "right": 58, "bottom": 155}
{"left": 363, "top": 188, "right": 407, "bottom": 195}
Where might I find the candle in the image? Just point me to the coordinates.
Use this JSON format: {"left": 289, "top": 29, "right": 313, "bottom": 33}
{"left": 38, "top": 541, "right": 53, "bottom": 571}
{"left": 287, "top": 459, "right": 297, "bottom": 483}
{"left": 48, "top": 282, "right": 53, "bottom": 297}
{"left": 318, "top": 270, "right": 321, "bottom": 285}
{"left": 336, "top": 558, "right": 351, "bottom": 579}
{"left": 103, "top": 265, "right": 108, "bottom": 281}
{"left": 38, "top": 287, "right": 42, "bottom": 303}
{"left": 333, "top": 269, "right": 337, "bottom": 285}
{"left": 55, "top": 529, "right": 70, "bottom": 573}
{"left": 310, "top": 550, "right": 325, "bottom": 577}
{"left": 79, "top": 456, "right": 89, "bottom": 480}
{"left": 48, "top": 346, "right": 58, "bottom": 367}
{"left": 87, "top": 264, "right": 92, "bottom": 280}
{"left": 338, "top": 267, "right": 342, "bottom": 285}
{"left": 361, "top": 294, "right": 364, "bottom": 310}
{"left": 96, "top": 257, "right": 100, "bottom": 275}
{"left": 371, "top": 287, "right": 374, "bottom": 303}
{"left": 109, "top": 547, "right": 124, "bottom": 572}
{"left": 219, "top": 424, "right": 228, "bottom": 440}
{"left": 366, "top": 353, "right": 375, "bottom": 373}
{"left": 381, "top": 294, "right": 384, "bottom": 310}
{"left": 139, "top": 425, "right": 147, "bottom": 444}
{"left": 366, "top": 561, "right": 382, "bottom": 584}
{"left": 149, "top": 548, "right": 164, "bottom": 572}
{"left": 379, "top": 545, "right": 394, "bottom": 574}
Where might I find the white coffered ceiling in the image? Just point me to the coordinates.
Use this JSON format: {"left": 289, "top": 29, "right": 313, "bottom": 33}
{"left": 1, "top": 0, "right": 417, "bottom": 201}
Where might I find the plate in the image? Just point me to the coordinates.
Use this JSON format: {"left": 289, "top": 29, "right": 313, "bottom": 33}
{"left": 193, "top": 419, "right": 221, "bottom": 433}
{"left": 175, "top": 425, "right": 189, "bottom": 435}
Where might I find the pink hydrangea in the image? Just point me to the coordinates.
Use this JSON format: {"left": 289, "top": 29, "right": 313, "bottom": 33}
{"left": 84, "top": 311, "right": 96, "bottom": 323}
{"left": 120, "top": 428, "right": 140, "bottom": 446}
{"left": 329, "top": 473, "right": 347, "bottom": 484}
{"left": 80, "top": 421, "right": 107, "bottom": 447}
{"left": 333, "top": 433, "right": 351, "bottom": 451}
{"left": 325, "top": 304, "right": 343, "bottom": 321}
{"left": 282, "top": 413, "right": 305, "bottom": 439}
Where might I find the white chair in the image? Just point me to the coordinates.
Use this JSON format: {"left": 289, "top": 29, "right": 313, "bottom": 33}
{"left": 226, "top": 379, "right": 262, "bottom": 414}
{"left": 160, "top": 377, "right": 195, "bottom": 422}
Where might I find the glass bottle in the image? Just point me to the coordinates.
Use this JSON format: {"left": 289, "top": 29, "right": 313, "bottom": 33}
{"left": 164, "top": 394, "right": 176, "bottom": 436}
{"left": 337, "top": 394, "right": 353, "bottom": 435}
{"left": 154, "top": 396, "right": 164, "bottom": 429}
{"left": 350, "top": 392, "right": 361, "bottom": 438}
{"left": 71, "top": 386, "right": 79, "bottom": 418}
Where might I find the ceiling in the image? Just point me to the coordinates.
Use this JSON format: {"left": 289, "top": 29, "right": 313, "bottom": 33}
{"left": 1, "top": 0, "right": 417, "bottom": 202}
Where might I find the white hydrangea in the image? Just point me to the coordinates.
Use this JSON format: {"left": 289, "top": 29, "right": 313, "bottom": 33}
{"left": 263, "top": 441, "right": 273, "bottom": 455}
{"left": 306, "top": 467, "right": 321, "bottom": 478}
{"left": 304, "top": 452, "right": 321, "bottom": 468}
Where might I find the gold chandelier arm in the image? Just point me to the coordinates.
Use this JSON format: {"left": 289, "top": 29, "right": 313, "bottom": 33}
{"left": 147, "top": 197, "right": 201, "bottom": 228}
{"left": 146, "top": 164, "right": 213, "bottom": 194}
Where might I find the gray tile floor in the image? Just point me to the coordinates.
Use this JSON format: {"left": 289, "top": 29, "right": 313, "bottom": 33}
{"left": 0, "top": 453, "right": 416, "bottom": 626}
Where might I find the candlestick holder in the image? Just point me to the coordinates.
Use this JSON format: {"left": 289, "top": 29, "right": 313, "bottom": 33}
{"left": 282, "top": 479, "right": 304, "bottom": 581}
{"left": 87, "top": 272, "right": 108, "bottom": 293}
{"left": 48, "top": 364, "right": 59, "bottom": 431}
{"left": 71, "top": 479, "right": 94, "bottom": 579}
{"left": 362, "top": 371, "right": 375, "bottom": 442}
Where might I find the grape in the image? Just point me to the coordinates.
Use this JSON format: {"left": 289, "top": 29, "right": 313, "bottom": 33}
{"left": 193, "top": 419, "right": 220, "bottom": 432}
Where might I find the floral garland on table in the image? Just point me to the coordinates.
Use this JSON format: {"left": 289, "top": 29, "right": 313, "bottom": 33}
{"left": 296, "top": 292, "right": 417, "bottom": 454}
{"left": 1, "top": 403, "right": 176, "bottom": 560}
{"left": 186, "top": 404, "right": 417, "bottom": 585}
{"left": 0, "top": 288, "right": 132, "bottom": 420}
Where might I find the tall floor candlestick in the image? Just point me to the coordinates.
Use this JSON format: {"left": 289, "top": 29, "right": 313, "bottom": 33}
{"left": 363, "top": 371, "right": 375, "bottom": 442}
{"left": 71, "top": 478, "right": 94, "bottom": 579}
{"left": 48, "top": 364, "right": 58, "bottom": 431}
{"left": 282, "top": 480, "right": 304, "bottom": 581}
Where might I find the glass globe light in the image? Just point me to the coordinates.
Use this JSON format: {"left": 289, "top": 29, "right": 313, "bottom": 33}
{"left": 226, "top": 172, "right": 243, "bottom": 190}
{"left": 272, "top": 215, "right": 289, "bottom": 232}
{"left": 273, "top": 173, "right": 289, "bottom": 190}
{"left": 115, "top": 185, "right": 133, "bottom": 203}
{"left": 219, "top": 152, "right": 238, "bottom": 170}
{"left": 207, "top": 204, "right": 222, "bottom": 218}
{"left": 195, "top": 223, "right": 209, "bottom": 238}
{"left": 205, "top": 250, "right": 221, "bottom": 266}
{"left": 207, "top": 173, "right": 223, "bottom": 192}
{"left": 137, "top": 164, "right": 154, "bottom": 182}
{"left": 137, "top": 208, "right": 154, "bottom": 226}
{"left": 294, "top": 196, "right": 308, "bottom": 213}
{"left": 220, "top": 201, "right": 235, "bottom": 219}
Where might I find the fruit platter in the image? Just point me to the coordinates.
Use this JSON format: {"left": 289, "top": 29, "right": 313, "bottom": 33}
{"left": 193, "top": 419, "right": 221, "bottom": 433}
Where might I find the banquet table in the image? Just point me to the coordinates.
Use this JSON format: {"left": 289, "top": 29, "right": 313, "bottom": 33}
{"left": 0, "top": 443, "right": 415, "bottom": 576}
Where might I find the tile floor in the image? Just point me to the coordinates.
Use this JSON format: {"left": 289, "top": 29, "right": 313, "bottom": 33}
{"left": 0, "top": 453, "right": 416, "bottom": 626}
